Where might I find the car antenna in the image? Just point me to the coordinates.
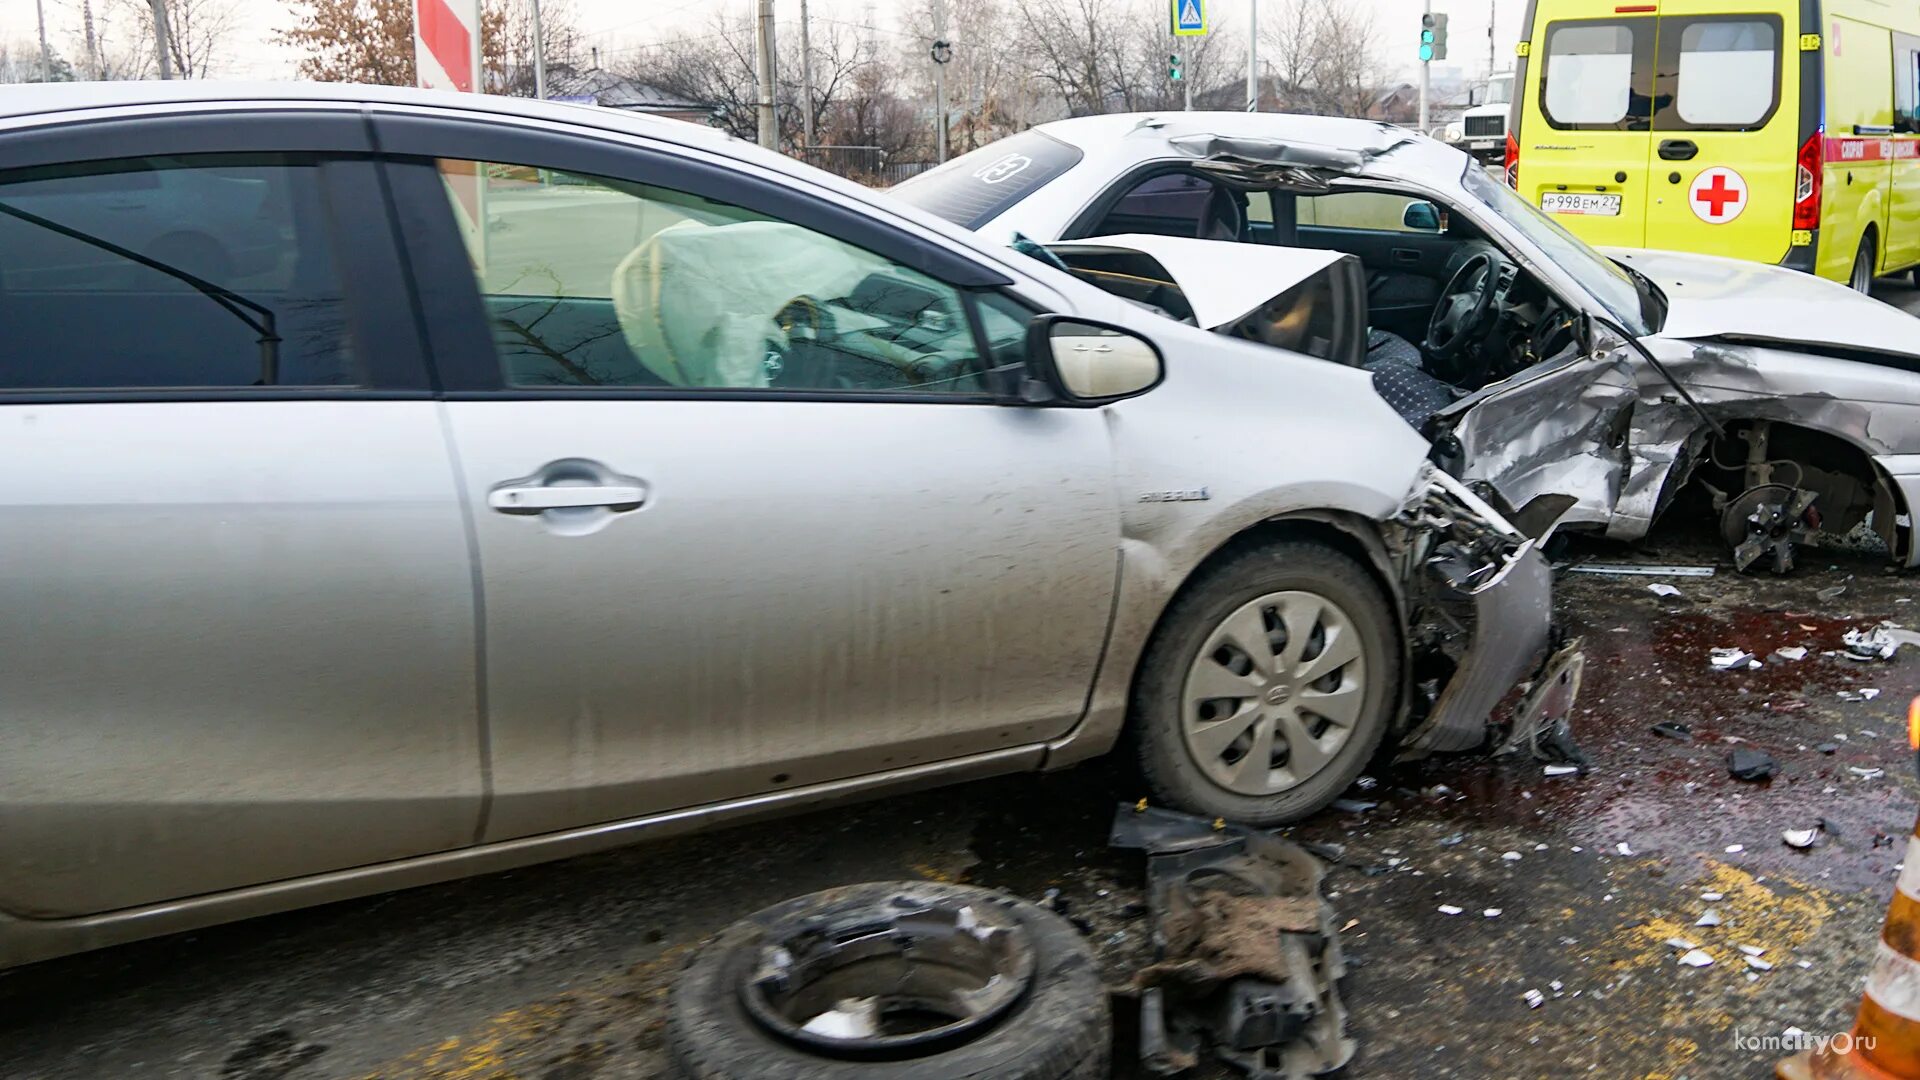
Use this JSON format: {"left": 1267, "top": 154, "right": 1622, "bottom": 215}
{"left": 0, "top": 200, "right": 281, "bottom": 385}
{"left": 1586, "top": 311, "right": 1726, "bottom": 442}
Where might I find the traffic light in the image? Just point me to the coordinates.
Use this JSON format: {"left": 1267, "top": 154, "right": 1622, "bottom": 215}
{"left": 1169, "top": 53, "right": 1183, "bottom": 80}
{"left": 1419, "top": 13, "right": 1449, "bottom": 62}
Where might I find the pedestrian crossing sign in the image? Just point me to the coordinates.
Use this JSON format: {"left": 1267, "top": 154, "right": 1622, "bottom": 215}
{"left": 1173, "top": 0, "right": 1207, "bottom": 35}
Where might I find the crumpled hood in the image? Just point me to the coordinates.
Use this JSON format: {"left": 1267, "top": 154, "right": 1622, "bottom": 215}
{"left": 1604, "top": 247, "right": 1920, "bottom": 358}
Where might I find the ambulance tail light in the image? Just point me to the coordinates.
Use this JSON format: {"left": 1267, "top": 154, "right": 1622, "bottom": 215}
{"left": 1794, "top": 131, "right": 1822, "bottom": 230}
{"left": 1504, "top": 132, "right": 1519, "bottom": 188}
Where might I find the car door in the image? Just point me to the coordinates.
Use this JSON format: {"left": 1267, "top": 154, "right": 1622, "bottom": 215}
{"left": 1521, "top": 15, "right": 1658, "bottom": 248}
{"left": 374, "top": 116, "right": 1120, "bottom": 842}
{"left": 1429, "top": 338, "right": 1640, "bottom": 533}
{"left": 0, "top": 115, "right": 482, "bottom": 917}
{"left": 1640, "top": 10, "right": 1796, "bottom": 265}
{"left": 1293, "top": 190, "right": 1457, "bottom": 343}
{"left": 1890, "top": 34, "right": 1920, "bottom": 271}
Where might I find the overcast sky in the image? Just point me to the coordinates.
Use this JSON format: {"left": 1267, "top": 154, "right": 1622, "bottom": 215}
{"left": 3, "top": 0, "right": 1524, "bottom": 85}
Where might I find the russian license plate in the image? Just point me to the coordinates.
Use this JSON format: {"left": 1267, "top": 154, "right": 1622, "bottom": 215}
{"left": 1542, "top": 192, "right": 1623, "bottom": 216}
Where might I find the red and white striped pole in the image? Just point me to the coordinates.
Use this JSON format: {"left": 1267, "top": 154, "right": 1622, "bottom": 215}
{"left": 414, "top": 0, "right": 479, "bottom": 93}
{"left": 414, "top": 0, "right": 485, "bottom": 265}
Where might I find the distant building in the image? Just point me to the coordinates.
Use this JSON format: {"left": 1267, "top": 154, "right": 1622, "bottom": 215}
{"left": 544, "top": 67, "right": 714, "bottom": 124}
{"left": 1365, "top": 84, "right": 1420, "bottom": 124}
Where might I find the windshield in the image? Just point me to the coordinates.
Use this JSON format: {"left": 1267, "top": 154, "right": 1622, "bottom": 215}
{"left": 1461, "top": 164, "right": 1657, "bottom": 333}
{"left": 1486, "top": 75, "right": 1513, "bottom": 105}
{"left": 888, "top": 130, "right": 1084, "bottom": 229}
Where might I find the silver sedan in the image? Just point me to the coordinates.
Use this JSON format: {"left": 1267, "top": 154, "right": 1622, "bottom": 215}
{"left": 0, "top": 84, "right": 1567, "bottom": 968}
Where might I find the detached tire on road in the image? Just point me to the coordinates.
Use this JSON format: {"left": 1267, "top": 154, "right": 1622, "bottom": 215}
{"left": 1132, "top": 539, "right": 1399, "bottom": 826}
{"left": 668, "top": 881, "right": 1110, "bottom": 1080}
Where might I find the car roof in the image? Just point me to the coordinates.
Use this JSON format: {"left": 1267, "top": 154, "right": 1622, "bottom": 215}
{"left": 1029, "top": 111, "right": 1416, "bottom": 160}
{"left": 0, "top": 79, "right": 745, "bottom": 153}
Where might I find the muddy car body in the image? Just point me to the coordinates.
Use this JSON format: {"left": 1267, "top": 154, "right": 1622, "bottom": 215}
{"left": 0, "top": 84, "right": 1567, "bottom": 967}
{"left": 894, "top": 113, "right": 1920, "bottom": 572}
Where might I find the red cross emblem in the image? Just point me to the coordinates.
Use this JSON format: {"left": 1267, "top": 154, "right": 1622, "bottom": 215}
{"left": 1688, "top": 167, "right": 1748, "bottom": 224}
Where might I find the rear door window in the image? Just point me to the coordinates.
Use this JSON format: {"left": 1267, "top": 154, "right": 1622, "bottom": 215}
{"left": 1660, "top": 16, "right": 1783, "bottom": 130}
{"left": 1540, "top": 19, "right": 1655, "bottom": 130}
{"left": 0, "top": 154, "right": 361, "bottom": 389}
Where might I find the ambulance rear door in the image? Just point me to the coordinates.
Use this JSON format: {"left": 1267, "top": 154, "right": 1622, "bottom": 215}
{"left": 1521, "top": 10, "right": 1657, "bottom": 248}
{"left": 1639, "top": 5, "right": 1799, "bottom": 264}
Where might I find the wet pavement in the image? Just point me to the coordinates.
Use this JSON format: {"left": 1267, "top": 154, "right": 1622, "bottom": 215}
{"left": 3, "top": 524, "right": 1919, "bottom": 1080}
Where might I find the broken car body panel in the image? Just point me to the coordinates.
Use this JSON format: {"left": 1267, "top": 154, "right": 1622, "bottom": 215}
{"left": 895, "top": 111, "right": 1920, "bottom": 570}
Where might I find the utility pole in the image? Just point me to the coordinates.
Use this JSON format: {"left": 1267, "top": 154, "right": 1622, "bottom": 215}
{"left": 148, "top": 0, "right": 173, "bottom": 78}
{"left": 1488, "top": 0, "right": 1497, "bottom": 76}
{"left": 34, "top": 0, "right": 52, "bottom": 79}
{"left": 755, "top": 0, "right": 778, "bottom": 150}
{"left": 932, "top": 0, "right": 949, "bottom": 163}
{"left": 799, "top": 0, "right": 816, "bottom": 153}
{"left": 82, "top": 0, "right": 99, "bottom": 79}
{"left": 1418, "top": 0, "right": 1431, "bottom": 132}
{"left": 1246, "top": 0, "right": 1258, "bottom": 110}
{"left": 530, "top": 0, "right": 546, "bottom": 99}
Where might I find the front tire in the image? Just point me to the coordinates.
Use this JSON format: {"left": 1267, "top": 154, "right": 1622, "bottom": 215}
{"left": 1850, "top": 236, "right": 1876, "bottom": 294}
{"left": 1131, "top": 540, "right": 1399, "bottom": 825}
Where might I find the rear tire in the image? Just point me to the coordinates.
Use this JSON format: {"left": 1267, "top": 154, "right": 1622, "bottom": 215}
{"left": 1850, "top": 236, "right": 1876, "bottom": 294}
{"left": 1130, "top": 540, "right": 1399, "bottom": 826}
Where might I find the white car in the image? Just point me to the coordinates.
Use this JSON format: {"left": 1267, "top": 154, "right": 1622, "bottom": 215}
{"left": 893, "top": 112, "right": 1920, "bottom": 573}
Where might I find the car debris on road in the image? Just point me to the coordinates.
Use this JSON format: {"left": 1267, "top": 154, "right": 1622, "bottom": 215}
{"left": 1111, "top": 804, "right": 1354, "bottom": 1080}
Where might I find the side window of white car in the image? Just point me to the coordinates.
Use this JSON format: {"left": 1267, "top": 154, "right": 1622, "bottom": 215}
{"left": 1297, "top": 192, "right": 1440, "bottom": 234}
{"left": 437, "top": 159, "right": 995, "bottom": 395}
{"left": 0, "top": 154, "right": 361, "bottom": 388}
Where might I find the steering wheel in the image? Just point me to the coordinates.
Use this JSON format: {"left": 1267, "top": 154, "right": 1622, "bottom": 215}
{"left": 1196, "top": 185, "right": 1245, "bottom": 241}
{"left": 1424, "top": 251, "right": 1503, "bottom": 381}
{"left": 770, "top": 295, "right": 928, "bottom": 390}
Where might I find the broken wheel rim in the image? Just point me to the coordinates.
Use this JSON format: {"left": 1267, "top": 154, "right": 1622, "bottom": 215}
{"left": 1182, "top": 590, "right": 1367, "bottom": 796}
{"left": 739, "top": 896, "right": 1037, "bottom": 1057}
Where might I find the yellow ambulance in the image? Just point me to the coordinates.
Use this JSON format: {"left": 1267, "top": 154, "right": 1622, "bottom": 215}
{"left": 1507, "top": 0, "right": 1920, "bottom": 292}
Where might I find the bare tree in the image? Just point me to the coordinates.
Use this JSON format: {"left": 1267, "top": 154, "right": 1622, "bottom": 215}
{"left": 62, "top": 0, "right": 152, "bottom": 79}
{"left": 109, "top": 0, "right": 238, "bottom": 78}
{"left": 491, "top": 0, "right": 583, "bottom": 96}
{"left": 620, "top": 11, "right": 894, "bottom": 153}
{"left": 1258, "top": 0, "right": 1386, "bottom": 115}
{"left": 0, "top": 38, "right": 76, "bottom": 81}
{"left": 617, "top": 13, "right": 761, "bottom": 141}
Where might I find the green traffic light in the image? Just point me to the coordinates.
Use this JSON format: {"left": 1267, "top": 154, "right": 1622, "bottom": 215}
{"left": 1419, "top": 43, "right": 1434, "bottom": 60}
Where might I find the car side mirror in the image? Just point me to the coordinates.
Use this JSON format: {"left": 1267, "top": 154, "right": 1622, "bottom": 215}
{"left": 1402, "top": 201, "right": 1442, "bottom": 232}
{"left": 1021, "top": 315, "right": 1164, "bottom": 406}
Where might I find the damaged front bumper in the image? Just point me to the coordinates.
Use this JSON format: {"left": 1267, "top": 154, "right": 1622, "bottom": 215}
{"left": 1392, "top": 465, "right": 1585, "bottom": 761}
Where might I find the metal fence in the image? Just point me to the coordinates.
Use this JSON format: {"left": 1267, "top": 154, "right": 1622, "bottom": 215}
{"left": 797, "top": 146, "right": 935, "bottom": 188}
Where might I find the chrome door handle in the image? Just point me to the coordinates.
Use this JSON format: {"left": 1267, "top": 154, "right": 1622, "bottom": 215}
{"left": 487, "top": 485, "right": 646, "bottom": 511}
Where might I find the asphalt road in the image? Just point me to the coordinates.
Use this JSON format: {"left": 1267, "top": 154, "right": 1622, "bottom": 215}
{"left": 5, "top": 282, "right": 1920, "bottom": 1080}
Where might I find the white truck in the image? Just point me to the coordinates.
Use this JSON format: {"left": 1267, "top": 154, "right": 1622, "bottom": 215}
{"left": 1458, "top": 70, "right": 1513, "bottom": 164}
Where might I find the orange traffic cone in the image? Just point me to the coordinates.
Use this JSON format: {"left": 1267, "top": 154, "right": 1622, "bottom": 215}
{"left": 1777, "top": 698, "right": 1920, "bottom": 1079}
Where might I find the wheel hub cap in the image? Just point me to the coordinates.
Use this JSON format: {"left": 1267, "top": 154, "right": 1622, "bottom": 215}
{"left": 1180, "top": 590, "right": 1368, "bottom": 797}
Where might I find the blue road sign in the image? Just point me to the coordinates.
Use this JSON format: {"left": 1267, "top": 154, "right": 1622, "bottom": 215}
{"left": 1172, "top": 0, "right": 1207, "bottom": 35}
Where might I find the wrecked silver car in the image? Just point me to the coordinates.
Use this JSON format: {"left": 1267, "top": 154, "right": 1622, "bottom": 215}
{"left": 894, "top": 113, "right": 1920, "bottom": 573}
{"left": 0, "top": 83, "right": 1571, "bottom": 968}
